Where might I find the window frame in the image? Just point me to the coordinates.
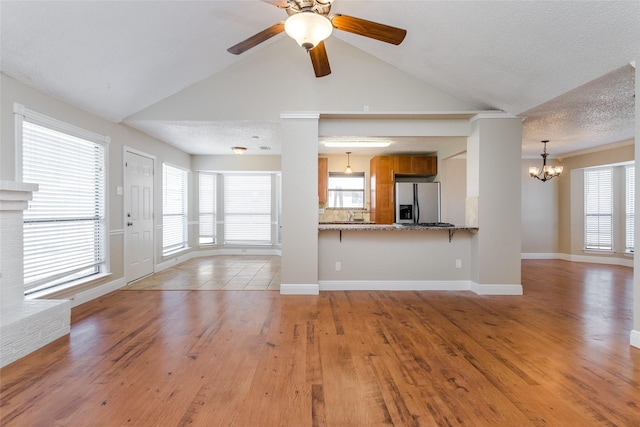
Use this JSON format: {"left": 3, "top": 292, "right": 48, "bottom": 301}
{"left": 223, "top": 173, "right": 273, "bottom": 245}
{"left": 327, "top": 172, "right": 366, "bottom": 209}
{"left": 584, "top": 167, "right": 614, "bottom": 251}
{"left": 162, "top": 163, "right": 189, "bottom": 255}
{"left": 625, "top": 165, "right": 634, "bottom": 254}
{"left": 198, "top": 172, "right": 217, "bottom": 246}
{"left": 15, "top": 103, "right": 110, "bottom": 295}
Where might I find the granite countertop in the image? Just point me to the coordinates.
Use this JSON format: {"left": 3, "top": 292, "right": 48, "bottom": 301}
{"left": 318, "top": 223, "right": 478, "bottom": 231}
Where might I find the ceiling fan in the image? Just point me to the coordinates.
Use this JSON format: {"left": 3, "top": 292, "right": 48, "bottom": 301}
{"left": 227, "top": 0, "right": 407, "bottom": 78}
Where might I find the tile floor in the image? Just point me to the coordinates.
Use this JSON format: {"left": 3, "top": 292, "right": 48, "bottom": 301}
{"left": 124, "top": 255, "right": 281, "bottom": 291}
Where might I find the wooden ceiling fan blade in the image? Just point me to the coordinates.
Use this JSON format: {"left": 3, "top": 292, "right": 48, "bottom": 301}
{"left": 331, "top": 14, "right": 407, "bottom": 45}
{"left": 227, "top": 22, "right": 285, "bottom": 55}
{"left": 309, "top": 41, "right": 331, "bottom": 78}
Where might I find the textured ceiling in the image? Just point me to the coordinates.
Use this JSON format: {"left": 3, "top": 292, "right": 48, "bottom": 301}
{"left": 1, "top": 1, "right": 637, "bottom": 158}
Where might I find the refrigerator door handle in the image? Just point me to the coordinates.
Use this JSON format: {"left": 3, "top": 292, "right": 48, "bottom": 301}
{"left": 413, "top": 183, "right": 420, "bottom": 224}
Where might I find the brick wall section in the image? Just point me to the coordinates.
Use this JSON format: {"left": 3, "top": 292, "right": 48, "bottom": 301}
{"left": 0, "top": 181, "right": 71, "bottom": 368}
{"left": 1, "top": 299, "right": 70, "bottom": 367}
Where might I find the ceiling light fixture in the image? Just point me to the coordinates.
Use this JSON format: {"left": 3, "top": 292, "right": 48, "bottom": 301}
{"left": 529, "top": 140, "right": 563, "bottom": 182}
{"left": 323, "top": 141, "right": 391, "bottom": 148}
{"left": 344, "top": 151, "right": 353, "bottom": 174}
{"left": 231, "top": 146, "right": 247, "bottom": 155}
{"left": 284, "top": 12, "right": 333, "bottom": 51}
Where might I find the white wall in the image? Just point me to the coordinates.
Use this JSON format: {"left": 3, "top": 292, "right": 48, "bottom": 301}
{"left": 521, "top": 160, "right": 560, "bottom": 255}
{"left": 441, "top": 157, "right": 466, "bottom": 225}
{"left": 1, "top": 73, "right": 191, "bottom": 298}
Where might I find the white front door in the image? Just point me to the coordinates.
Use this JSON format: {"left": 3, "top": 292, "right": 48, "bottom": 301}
{"left": 125, "top": 150, "right": 155, "bottom": 282}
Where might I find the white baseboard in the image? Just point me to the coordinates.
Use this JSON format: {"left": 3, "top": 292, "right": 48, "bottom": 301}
{"left": 470, "top": 282, "right": 523, "bottom": 295}
{"left": 70, "top": 277, "right": 127, "bottom": 308}
{"left": 521, "top": 252, "right": 633, "bottom": 267}
{"left": 567, "top": 254, "right": 633, "bottom": 267}
{"left": 631, "top": 330, "right": 640, "bottom": 349}
{"left": 280, "top": 284, "right": 319, "bottom": 295}
{"left": 155, "top": 251, "right": 193, "bottom": 272}
{"left": 521, "top": 253, "right": 565, "bottom": 260}
{"left": 318, "top": 280, "right": 471, "bottom": 291}
{"left": 156, "top": 248, "right": 281, "bottom": 272}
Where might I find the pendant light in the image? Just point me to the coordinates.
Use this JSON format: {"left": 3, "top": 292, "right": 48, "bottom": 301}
{"left": 344, "top": 151, "right": 353, "bottom": 174}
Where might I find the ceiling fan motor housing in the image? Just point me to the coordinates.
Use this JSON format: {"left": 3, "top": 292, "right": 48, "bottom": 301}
{"left": 286, "top": 0, "right": 332, "bottom": 17}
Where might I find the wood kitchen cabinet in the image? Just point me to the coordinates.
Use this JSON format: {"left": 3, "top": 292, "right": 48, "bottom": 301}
{"left": 394, "top": 155, "right": 437, "bottom": 176}
{"left": 410, "top": 156, "right": 437, "bottom": 176}
{"left": 370, "top": 156, "right": 395, "bottom": 224}
{"left": 393, "top": 156, "right": 413, "bottom": 174}
{"left": 318, "top": 157, "right": 328, "bottom": 204}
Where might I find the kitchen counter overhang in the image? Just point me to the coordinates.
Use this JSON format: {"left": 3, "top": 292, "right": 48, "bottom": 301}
{"left": 318, "top": 223, "right": 478, "bottom": 242}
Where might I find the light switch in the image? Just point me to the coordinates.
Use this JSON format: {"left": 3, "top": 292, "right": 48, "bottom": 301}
{"left": 116, "top": 186, "right": 123, "bottom": 196}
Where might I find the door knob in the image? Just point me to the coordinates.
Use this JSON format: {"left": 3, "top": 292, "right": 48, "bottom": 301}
{"left": 127, "top": 222, "right": 133, "bottom": 226}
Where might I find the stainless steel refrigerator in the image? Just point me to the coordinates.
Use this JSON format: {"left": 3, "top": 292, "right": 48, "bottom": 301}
{"left": 394, "top": 181, "right": 441, "bottom": 224}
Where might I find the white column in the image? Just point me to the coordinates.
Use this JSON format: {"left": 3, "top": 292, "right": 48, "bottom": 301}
{"left": 467, "top": 115, "right": 523, "bottom": 295}
{"left": 279, "top": 113, "right": 320, "bottom": 294}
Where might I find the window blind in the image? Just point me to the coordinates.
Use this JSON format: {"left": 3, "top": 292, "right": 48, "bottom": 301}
{"left": 584, "top": 168, "right": 613, "bottom": 250}
{"left": 224, "top": 174, "right": 272, "bottom": 244}
{"left": 163, "top": 164, "right": 188, "bottom": 254}
{"left": 22, "top": 120, "right": 107, "bottom": 293}
{"left": 626, "top": 165, "right": 634, "bottom": 253}
{"left": 199, "top": 172, "right": 216, "bottom": 245}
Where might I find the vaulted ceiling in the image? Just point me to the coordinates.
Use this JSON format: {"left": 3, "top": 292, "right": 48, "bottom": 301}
{"left": 1, "top": 1, "right": 637, "bottom": 158}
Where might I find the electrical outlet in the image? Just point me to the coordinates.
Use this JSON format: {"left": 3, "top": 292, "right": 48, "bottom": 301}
{"left": 456, "top": 259, "right": 462, "bottom": 269}
{"left": 335, "top": 261, "right": 342, "bottom": 271}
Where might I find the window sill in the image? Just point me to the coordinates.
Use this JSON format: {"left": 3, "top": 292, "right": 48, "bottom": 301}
{"left": 25, "top": 272, "right": 112, "bottom": 300}
{"left": 583, "top": 249, "right": 615, "bottom": 255}
{"left": 163, "top": 246, "right": 191, "bottom": 257}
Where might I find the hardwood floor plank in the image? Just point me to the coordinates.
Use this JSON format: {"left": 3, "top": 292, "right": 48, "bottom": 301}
{"left": 2, "top": 260, "right": 640, "bottom": 426}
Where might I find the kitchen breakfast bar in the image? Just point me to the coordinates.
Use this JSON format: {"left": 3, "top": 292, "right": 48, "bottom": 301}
{"left": 315, "top": 223, "right": 505, "bottom": 294}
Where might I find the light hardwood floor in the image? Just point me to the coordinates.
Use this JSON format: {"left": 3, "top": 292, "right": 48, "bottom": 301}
{"left": 1, "top": 259, "right": 639, "bottom": 426}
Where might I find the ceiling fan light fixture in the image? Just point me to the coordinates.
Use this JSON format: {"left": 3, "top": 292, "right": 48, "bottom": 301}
{"left": 284, "top": 12, "right": 333, "bottom": 51}
{"left": 232, "top": 146, "right": 247, "bottom": 155}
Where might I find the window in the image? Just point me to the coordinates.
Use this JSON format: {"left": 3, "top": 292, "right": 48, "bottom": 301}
{"left": 18, "top": 107, "right": 108, "bottom": 295}
{"left": 328, "top": 172, "right": 365, "bottom": 209}
{"left": 584, "top": 167, "right": 613, "bottom": 251}
{"left": 626, "top": 165, "right": 634, "bottom": 253}
{"left": 163, "top": 164, "right": 188, "bottom": 254}
{"left": 224, "top": 174, "right": 271, "bottom": 245}
{"left": 199, "top": 172, "right": 216, "bottom": 245}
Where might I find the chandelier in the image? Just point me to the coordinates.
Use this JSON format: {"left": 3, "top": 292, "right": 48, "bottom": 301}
{"left": 529, "top": 140, "right": 563, "bottom": 182}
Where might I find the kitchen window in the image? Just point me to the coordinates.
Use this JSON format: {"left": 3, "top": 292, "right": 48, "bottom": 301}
{"left": 584, "top": 167, "right": 613, "bottom": 251}
{"left": 328, "top": 172, "right": 365, "bottom": 209}
{"left": 17, "top": 105, "right": 109, "bottom": 295}
{"left": 163, "top": 163, "right": 189, "bottom": 255}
